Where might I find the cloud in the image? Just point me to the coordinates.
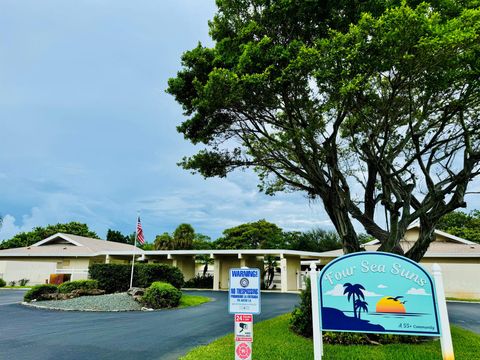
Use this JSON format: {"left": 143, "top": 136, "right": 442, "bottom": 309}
{"left": 407, "top": 288, "right": 430, "bottom": 296}
{"left": 325, "top": 284, "right": 345, "bottom": 296}
{"left": 378, "top": 284, "right": 388, "bottom": 289}
{"left": 325, "top": 284, "right": 382, "bottom": 297}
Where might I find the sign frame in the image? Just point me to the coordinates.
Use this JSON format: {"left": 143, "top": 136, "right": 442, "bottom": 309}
{"left": 310, "top": 252, "right": 455, "bottom": 360}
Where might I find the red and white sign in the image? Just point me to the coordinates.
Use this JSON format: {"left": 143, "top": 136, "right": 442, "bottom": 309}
{"left": 235, "top": 342, "right": 252, "bottom": 360}
{"left": 235, "top": 314, "right": 253, "bottom": 342}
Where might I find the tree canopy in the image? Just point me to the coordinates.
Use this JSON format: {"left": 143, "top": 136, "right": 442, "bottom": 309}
{"left": 285, "top": 229, "right": 342, "bottom": 253}
{"left": 106, "top": 229, "right": 135, "bottom": 245}
{"left": 168, "top": 0, "right": 480, "bottom": 261}
{"left": 0, "top": 222, "right": 99, "bottom": 250}
{"left": 214, "top": 219, "right": 285, "bottom": 249}
{"left": 438, "top": 210, "right": 480, "bottom": 243}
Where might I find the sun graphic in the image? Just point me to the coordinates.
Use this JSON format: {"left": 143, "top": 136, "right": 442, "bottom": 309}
{"left": 376, "top": 296, "right": 407, "bottom": 313}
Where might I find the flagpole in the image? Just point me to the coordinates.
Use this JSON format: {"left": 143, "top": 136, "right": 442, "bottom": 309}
{"left": 129, "top": 215, "right": 139, "bottom": 289}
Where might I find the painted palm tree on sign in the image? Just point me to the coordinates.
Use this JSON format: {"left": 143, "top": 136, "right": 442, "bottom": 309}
{"left": 355, "top": 299, "right": 369, "bottom": 319}
{"left": 343, "top": 283, "right": 366, "bottom": 318}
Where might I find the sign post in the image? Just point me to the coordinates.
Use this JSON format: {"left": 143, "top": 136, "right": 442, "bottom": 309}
{"left": 311, "top": 252, "right": 454, "bottom": 360}
{"left": 229, "top": 268, "right": 261, "bottom": 360}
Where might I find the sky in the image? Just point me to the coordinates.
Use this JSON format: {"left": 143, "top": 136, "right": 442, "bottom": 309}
{"left": 0, "top": 0, "right": 335, "bottom": 243}
{"left": 1, "top": 1, "right": 479, "bottom": 244}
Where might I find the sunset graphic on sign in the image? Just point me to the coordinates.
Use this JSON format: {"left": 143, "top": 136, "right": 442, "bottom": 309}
{"left": 376, "top": 296, "right": 407, "bottom": 313}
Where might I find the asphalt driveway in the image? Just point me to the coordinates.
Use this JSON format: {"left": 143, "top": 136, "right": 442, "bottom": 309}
{"left": 0, "top": 290, "right": 299, "bottom": 360}
{"left": 1, "top": 291, "right": 479, "bottom": 360}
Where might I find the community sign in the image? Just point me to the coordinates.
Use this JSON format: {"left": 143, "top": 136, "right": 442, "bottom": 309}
{"left": 319, "top": 252, "right": 440, "bottom": 336}
{"left": 229, "top": 268, "right": 261, "bottom": 315}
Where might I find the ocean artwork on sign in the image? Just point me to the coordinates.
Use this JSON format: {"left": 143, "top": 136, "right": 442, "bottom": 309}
{"left": 319, "top": 252, "right": 440, "bottom": 336}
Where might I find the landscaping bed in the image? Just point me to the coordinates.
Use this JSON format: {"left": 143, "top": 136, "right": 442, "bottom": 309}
{"left": 24, "top": 292, "right": 211, "bottom": 312}
{"left": 180, "top": 314, "right": 480, "bottom": 360}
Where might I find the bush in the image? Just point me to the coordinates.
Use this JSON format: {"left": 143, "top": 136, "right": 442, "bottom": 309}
{"left": 58, "top": 279, "right": 99, "bottom": 294}
{"left": 290, "top": 277, "right": 312, "bottom": 337}
{"left": 142, "top": 281, "right": 182, "bottom": 309}
{"left": 184, "top": 274, "right": 214, "bottom": 289}
{"left": 0, "top": 278, "right": 6, "bottom": 287}
{"left": 89, "top": 263, "right": 184, "bottom": 293}
{"left": 24, "top": 284, "right": 58, "bottom": 302}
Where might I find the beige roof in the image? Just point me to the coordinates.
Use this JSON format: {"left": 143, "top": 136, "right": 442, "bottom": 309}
{"left": 319, "top": 240, "right": 480, "bottom": 259}
{"left": 0, "top": 233, "right": 144, "bottom": 257}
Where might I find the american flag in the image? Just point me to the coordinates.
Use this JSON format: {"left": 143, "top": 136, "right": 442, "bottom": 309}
{"left": 136, "top": 217, "right": 145, "bottom": 245}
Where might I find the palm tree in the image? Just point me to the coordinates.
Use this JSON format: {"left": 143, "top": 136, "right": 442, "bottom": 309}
{"left": 196, "top": 255, "right": 214, "bottom": 277}
{"left": 354, "top": 299, "right": 369, "bottom": 319}
{"left": 343, "top": 283, "right": 366, "bottom": 318}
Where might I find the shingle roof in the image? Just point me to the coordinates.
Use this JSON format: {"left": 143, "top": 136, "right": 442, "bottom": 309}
{"left": 0, "top": 233, "right": 144, "bottom": 257}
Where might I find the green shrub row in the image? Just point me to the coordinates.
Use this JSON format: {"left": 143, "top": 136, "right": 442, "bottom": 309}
{"left": 89, "top": 263, "right": 184, "bottom": 293}
{"left": 142, "top": 281, "right": 182, "bottom": 309}
{"left": 24, "top": 284, "right": 58, "bottom": 302}
{"left": 58, "top": 279, "right": 99, "bottom": 294}
{"left": 183, "top": 274, "right": 213, "bottom": 289}
{"left": 0, "top": 278, "right": 6, "bottom": 287}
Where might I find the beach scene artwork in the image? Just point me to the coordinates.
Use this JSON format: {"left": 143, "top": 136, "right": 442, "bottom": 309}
{"left": 319, "top": 252, "right": 441, "bottom": 336}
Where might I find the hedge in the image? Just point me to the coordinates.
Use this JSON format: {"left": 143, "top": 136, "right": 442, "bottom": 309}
{"left": 184, "top": 274, "right": 214, "bottom": 289}
{"left": 24, "top": 284, "right": 58, "bottom": 302}
{"left": 0, "top": 278, "right": 5, "bottom": 287}
{"left": 58, "top": 279, "right": 99, "bottom": 294}
{"left": 142, "top": 281, "right": 182, "bottom": 309}
{"left": 89, "top": 263, "right": 184, "bottom": 293}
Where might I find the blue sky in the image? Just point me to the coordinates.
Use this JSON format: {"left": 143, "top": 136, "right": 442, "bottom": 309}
{"left": 1, "top": 1, "right": 479, "bottom": 244}
{"left": 0, "top": 0, "right": 334, "bottom": 242}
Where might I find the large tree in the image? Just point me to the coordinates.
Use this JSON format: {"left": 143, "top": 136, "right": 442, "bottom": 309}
{"left": 168, "top": 1, "right": 480, "bottom": 261}
{"left": 0, "top": 222, "right": 99, "bottom": 250}
{"left": 214, "top": 219, "right": 285, "bottom": 249}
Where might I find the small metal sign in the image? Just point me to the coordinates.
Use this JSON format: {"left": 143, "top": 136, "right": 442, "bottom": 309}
{"left": 229, "top": 268, "right": 261, "bottom": 315}
{"left": 235, "top": 314, "right": 253, "bottom": 342}
{"left": 235, "top": 342, "right": 252, "bottom": 360}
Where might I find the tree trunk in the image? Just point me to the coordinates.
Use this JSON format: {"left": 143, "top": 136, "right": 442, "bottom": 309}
{"left": 405, "top": 218, "right": 436, "bottom": 262}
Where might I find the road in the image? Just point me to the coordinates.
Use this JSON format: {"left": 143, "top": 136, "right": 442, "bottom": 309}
{"left": 1, "top": 291, "right": 479, "bottom": 360}
{"left": 446, "top": 301, "right": 480, "bottom": 334}
{"left": 0, "top": 290, "right": 299, "bottom": 360}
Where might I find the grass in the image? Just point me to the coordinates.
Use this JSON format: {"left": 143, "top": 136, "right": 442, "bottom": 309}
{"left": 180, "top": 314, "right": 480, "bottom": 360}
{"left": 1, "top": 286, "right": 32, "bottom": 289}
{"left": 179, "top": 294, "right": 211, "bottom": 308}
{"left": 447, "top": 297, "right": 480, "bottom": 303}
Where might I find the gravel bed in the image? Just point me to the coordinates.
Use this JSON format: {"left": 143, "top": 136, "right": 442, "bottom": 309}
{"left": 25, "top": 293, "right": 143, "bottom": 312}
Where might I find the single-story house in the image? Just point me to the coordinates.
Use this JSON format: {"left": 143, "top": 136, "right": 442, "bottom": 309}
{"left": 317, "top": 225, "right": 480, "bottom": 299}
{"left": 0, "top": 232, "right": 324, "bottom": 292}
{"left": 1, "top": 227, "right": 478, "bottom": 297}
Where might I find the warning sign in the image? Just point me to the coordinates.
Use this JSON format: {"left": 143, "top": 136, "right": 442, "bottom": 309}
{"left": 229, "top": 268, "right": 261, "bottom": 314}
{"left": 235, "top": 314, "right": 253, "bottom": 342}
{"left": 235, "top": 342, "right": 252, "bottom": 360}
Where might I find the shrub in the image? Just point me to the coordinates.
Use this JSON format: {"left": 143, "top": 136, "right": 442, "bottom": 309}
{"left": 183, "top": 274, "right": 214, "bottom": 289}
{"left": 18, "top": 278, "right": 30, "bottom": 286}
{"left": 9, "top": 281, "right": 16, "bottom": 286}
{"left": 0, "top": 278, "right": 6, "bottom": 287}
{"left": 24, "top": 284, "right": 58, "bottom": 302}
{"left": 290, "top": 277, "right": 312, "bottom": 337}
{"left": 89, "top": 263, "right": 184, "bottom": 293}
{"left": 142, "top": 281, "right": 182, "bottom": 309}
{"left": 58, "top": 279, "right": 99, "bottom": 294}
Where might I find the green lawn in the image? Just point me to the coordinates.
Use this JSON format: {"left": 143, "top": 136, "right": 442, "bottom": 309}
{"left": 447, "top": 297, "right": 480, "bottom": 303}
{"left": 179, "top": 294, "right": 211, "bottom": 308}
{"left": 181, "top": 314, "right": 480, "bottom": 360}
{"left": 1, "top": 286, "right": 32, "bottom": 289}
